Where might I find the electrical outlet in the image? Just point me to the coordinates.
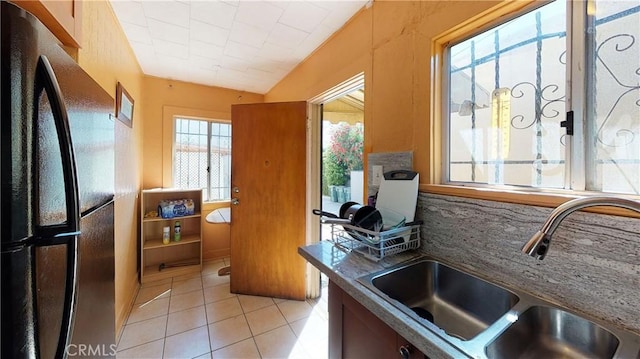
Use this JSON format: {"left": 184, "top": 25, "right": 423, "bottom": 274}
{"left": 372, "top": 166, "right": 383, "bottom": 186}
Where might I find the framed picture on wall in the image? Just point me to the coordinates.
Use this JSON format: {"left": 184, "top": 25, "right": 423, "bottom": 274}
{"left": 116, "top": 82, "right": 134, "bottom": 128}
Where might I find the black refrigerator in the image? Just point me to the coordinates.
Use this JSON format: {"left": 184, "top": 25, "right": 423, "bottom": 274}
{"left": 1, "top": 2, "right": 116, "bottom": 358}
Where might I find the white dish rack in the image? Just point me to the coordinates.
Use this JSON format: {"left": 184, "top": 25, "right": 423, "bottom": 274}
{"left": 324, "top": 219, "right": 421, "bottom": 261}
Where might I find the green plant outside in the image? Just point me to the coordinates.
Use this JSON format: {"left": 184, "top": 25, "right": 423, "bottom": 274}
{"left": 323, "top": 123, "right": 364, "bottom": 193}
{"left": 324, "top": 150, "right": 349, "bottom": 187}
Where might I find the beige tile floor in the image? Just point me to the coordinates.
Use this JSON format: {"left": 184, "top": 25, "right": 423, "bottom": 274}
{"left": 117, "top": 258, "right": 329, "bottom": 359}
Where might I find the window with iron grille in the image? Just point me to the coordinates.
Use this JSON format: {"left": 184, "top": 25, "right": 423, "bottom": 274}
{"left": 444, "top": 0, "right": 640, "bottom": 194}
{"left": 174, "top": 117, "right": 231, "bottom": 201}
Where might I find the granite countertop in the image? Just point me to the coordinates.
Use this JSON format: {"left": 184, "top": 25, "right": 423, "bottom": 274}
{"left": 298, "top": 241, "right": 469, "bottom": 359}
{"left": 300, "top": 240, "right": 640, "bottom": 359}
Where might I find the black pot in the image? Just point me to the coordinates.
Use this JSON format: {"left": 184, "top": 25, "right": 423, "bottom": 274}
{"left": 341, "top": 204, "right": 382, "bottom": 232}
{"left": 339, "top": 201, "right": 359, "bottom": 218}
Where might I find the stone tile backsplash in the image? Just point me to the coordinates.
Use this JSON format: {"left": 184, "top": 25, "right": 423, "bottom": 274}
{"left": 365, "top": 151, "right": 639, "bottom": 332}
{"left": 416, "top": 192, "right": 640, "bottom": 334}
{"left": 367, "top": 152, "right": 413, "bottom": 196}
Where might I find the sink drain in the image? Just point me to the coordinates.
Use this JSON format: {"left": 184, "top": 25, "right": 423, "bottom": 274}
{"left": 410, "top": 307, "right": 434, "bottom": 323}
{"left": 410, "top": 307, "right": 468, "bottom": 340}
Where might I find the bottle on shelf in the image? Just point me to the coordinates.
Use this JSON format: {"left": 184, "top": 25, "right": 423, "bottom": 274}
{"left": 163, "top": 226, "right": 170, "bottom": 245}
{"left": 174, "top": 220, "right": 181, "bottom": 241}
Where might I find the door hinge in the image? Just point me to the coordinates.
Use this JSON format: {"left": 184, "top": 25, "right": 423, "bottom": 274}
{"left": 561, "top": 111, "right": 574, "bottom": 136}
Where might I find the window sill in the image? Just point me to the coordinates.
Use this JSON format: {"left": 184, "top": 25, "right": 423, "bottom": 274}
{"left": 420, "top": 184, "right": 640, "bottom": 219}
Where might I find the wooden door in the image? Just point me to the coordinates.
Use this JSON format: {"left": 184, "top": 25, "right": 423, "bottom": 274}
{"left": 230, "top": 101, "right": 307, "bottom": 300}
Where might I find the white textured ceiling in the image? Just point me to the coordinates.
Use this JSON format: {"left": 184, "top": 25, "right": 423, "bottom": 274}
{"left": 110, "top": 0, "right": 368, "bottom": 94}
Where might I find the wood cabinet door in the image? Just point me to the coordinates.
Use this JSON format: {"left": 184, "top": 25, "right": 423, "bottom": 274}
{"left": 230, "top": 101, "right": 307, "bottom": 300}
{"left": 341, "top": 292, "right": 399, "bottom": 358}
{"left": 329, "top": 281, "right": 427, "bottom": 359}
{"left": 13, "top": 0, "right": 82, "bottom": 47}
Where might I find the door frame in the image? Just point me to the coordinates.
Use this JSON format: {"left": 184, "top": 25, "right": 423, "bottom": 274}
{"left": 305, "top": 72, "right": 365, "bottom": 298}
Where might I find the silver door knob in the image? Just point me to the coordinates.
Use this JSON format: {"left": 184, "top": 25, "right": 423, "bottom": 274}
{"left": 233, "top": 187, "right": 240, "bottom": 193}
{"left": 399, "top": 345, "right": 411, "bottom": 359}
{"left": 231, "top": 198, "right": 240, "bottom": 205}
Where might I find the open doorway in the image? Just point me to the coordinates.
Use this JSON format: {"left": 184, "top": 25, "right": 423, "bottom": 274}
{"left": 317, "top": 87, "right": 365, "bottom": 299}
{"left": 305, "top": 73, "right": 364, "bottom": 299}
{"left": 320, "top": 88, "right": 365, "bottom": 240}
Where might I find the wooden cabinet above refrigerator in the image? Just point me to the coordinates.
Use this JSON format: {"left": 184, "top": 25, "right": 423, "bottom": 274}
{"left": 12, "top": 0, "right": 82, "bottom": 47}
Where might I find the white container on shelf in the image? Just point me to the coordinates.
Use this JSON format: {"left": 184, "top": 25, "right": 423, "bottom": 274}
{"left": 162, "top": 226, "right": 170, "bottom": 245}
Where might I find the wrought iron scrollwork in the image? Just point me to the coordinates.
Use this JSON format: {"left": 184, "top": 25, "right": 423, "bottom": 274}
{"left": 594, "top": 33, "right": 640, "bottom": 148}
{"left": 449, "top": 2, "right": 639, "bottom": 190}
{"left": 510, "top": 82, "right": 565, "bottom": 130}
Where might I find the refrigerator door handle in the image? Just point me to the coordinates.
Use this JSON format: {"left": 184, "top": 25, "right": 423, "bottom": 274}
{"left": 34, "top": 55, "right": 80, "bottom": 359}
{"left": 34, "top": 55, "right": 81, "bottom": 237}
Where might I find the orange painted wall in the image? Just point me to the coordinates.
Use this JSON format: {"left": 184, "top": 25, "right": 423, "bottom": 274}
{"left": 266, "top": 1, "right": 502, "bottom": 181}
{"left": 141, "top": 76, "right": 264, "bottom": 189}
{"left": 201, "top": 202, "right": 231, "bottom": 260}
{"left": 74, "top": 0, "right": 144, "bottom": 338}
{"left": 141, "top": 76, "right": 264, "bottom": 261}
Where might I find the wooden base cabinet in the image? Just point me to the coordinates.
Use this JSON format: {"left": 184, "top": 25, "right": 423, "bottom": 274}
{"left": 140, "top": 189, "right": 202, "bottom": 284}
{"left": 329, "top": 281, "right": 425, "bottom": 359}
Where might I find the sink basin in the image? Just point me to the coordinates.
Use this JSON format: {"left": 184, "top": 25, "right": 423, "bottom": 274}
{"left": 362, "top": 259, "right": 519, "bottom": 340}
{"left": 485, "top": 306, "right": 619, "bottom": 359}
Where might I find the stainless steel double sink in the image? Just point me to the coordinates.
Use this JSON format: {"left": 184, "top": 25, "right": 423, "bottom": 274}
{"left": 357, "top": 257, "right": 640, "bottom": 359}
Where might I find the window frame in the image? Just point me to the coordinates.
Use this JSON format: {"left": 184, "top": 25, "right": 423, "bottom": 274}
{"left": 172, "top": 115, "right": 231, "bottom": 203}
{"left": 569, "top": 0, "right": 587, "bottom": 191}
{"left": 437, "top": 0, "right": 640, "bottom": 193}
{"left": 438, "top": 0, "right": 566, "bottom": 192}
{"left": 429, "top": 0, "right": 640, "bottom": 215}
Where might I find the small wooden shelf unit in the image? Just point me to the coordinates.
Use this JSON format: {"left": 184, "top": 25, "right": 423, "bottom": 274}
{"left": 140, "top": 188, "right": 203, "bottom": 284}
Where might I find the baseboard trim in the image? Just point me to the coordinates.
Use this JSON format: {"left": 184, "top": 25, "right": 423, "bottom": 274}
{"left": 203, "top": 248, "right": 230, "bottom": 261}
{"left": 115, "top": 272, "right": 140, "bottom": 344}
